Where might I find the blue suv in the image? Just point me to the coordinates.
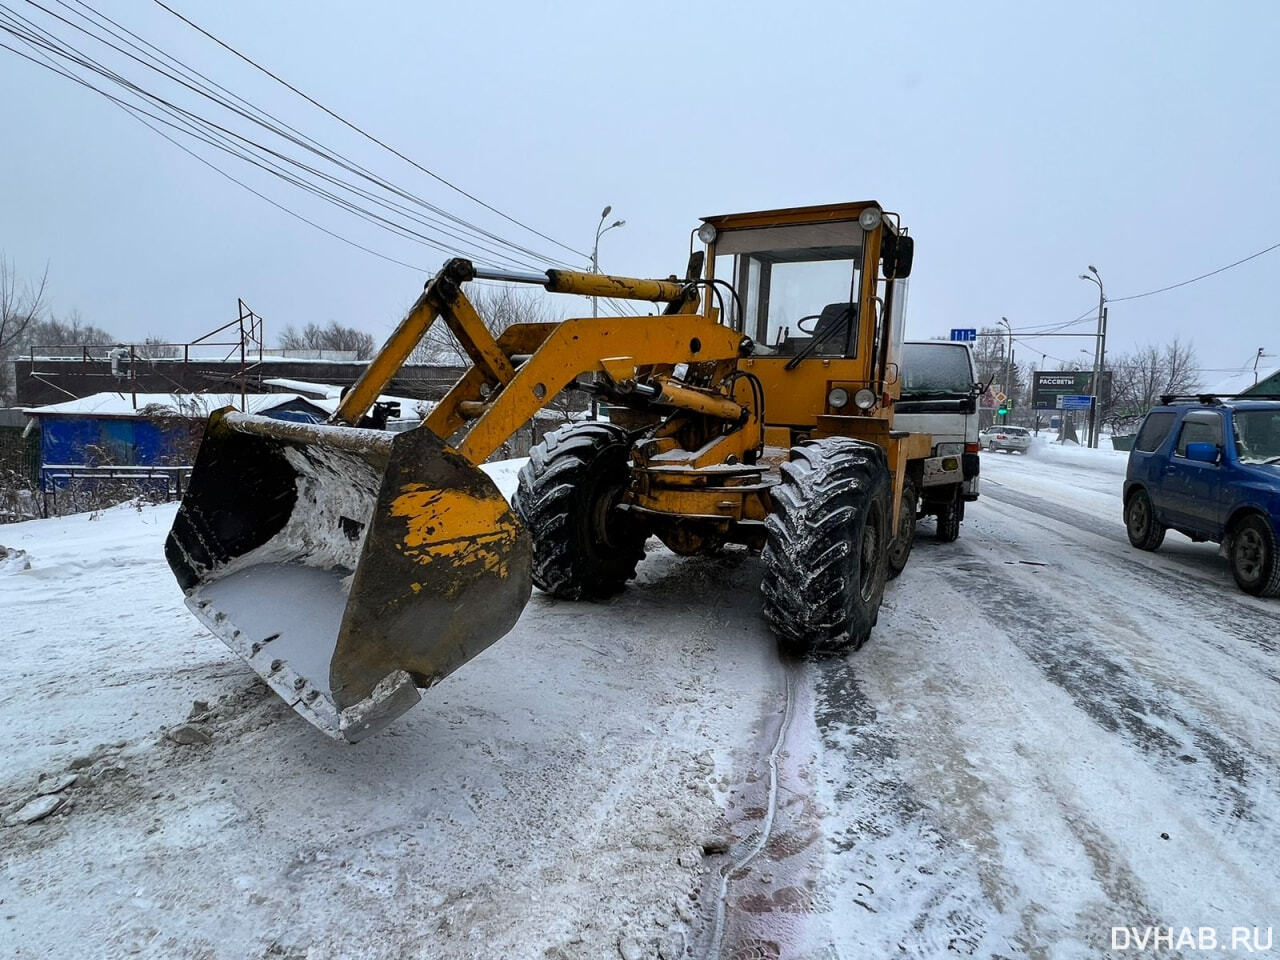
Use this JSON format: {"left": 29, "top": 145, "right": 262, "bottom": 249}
{"left": 1124, "top": 398, "right": 1280, "bottom": 596}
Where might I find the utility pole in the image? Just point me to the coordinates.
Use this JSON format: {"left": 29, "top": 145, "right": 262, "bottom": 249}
{"left": 590, "top": 205, "right": 626, "bottom": 319}
{"left": 1079, "top": 266, "right": 1106, "bottom": 448}
{"left": 999, "top": 316, "right": 1013, "bottom": 424}
{"left": 590, "top": 205, "right": 625, "bottom": 419}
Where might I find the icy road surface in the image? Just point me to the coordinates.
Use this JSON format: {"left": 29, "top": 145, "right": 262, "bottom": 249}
{"left": 1, "top": 445, "right": 1277, "bottom": 958}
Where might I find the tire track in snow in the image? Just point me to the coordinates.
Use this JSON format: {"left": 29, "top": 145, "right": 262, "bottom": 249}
{"left": 980, "top": 484, "right": 1280, "bottom": 677}
{"left": 804, "top": 655, "right": 1013, "bottom": 956}
{"left": 946, "top": 545, "right": 1280, "bottom": 838}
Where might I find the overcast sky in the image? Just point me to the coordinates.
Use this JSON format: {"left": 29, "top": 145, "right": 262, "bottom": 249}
{"left": 2, "top": 0, "right": 1277, "bottom": 381}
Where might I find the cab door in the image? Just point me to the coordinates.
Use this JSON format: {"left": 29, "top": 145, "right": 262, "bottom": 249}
{"left": 1162, "top": 411, "right": 1228, "bottom": 535}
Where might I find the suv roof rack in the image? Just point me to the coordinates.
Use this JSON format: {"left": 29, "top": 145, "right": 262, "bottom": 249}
{"left": 1159, "top": 392, "right": 1280, "bottom": 405}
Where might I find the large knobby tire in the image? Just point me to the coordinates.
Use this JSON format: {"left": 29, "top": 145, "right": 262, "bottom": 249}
{"left": 512, "top": 422, "right": 646, "bottom": 600}
{"left": 1125, "top": 488, "right": 1166, "bottom": 551}
{"left": 935, "top": 490, "right": 961, "bottom": 543}
{"left": 1229, "top": 514, "right": 1280, "bottom": 597}
{"left": 886, "top": 480, "right": 917, "bottom": 580}
{"left": 761, "top": 438, "right": 890, "bottom": 655}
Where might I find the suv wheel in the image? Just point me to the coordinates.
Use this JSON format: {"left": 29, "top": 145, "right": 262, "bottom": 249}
{"left": 1229, "top": 515, "right": 1280, "bottom": 597}
{"left": 1125, "top": 489, "right": 1165, "bottom": 551}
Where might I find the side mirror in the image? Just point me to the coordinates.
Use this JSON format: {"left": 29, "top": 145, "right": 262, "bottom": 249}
{"left": 880, "top": 233, "right": 914, "bottom": 279}
{"left": 1185, "top": 441, "right": 1220, "bottom": 464}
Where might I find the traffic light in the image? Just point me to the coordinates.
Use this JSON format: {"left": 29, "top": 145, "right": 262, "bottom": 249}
{"left": 998, "top": 401, "right": 1009, "bottom": 416}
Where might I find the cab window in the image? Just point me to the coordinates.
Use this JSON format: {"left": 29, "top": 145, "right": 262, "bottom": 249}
{"left": 1173, "top": 414, "right": 1223, "bottom": 457}
{"left": 1134, "top": 411, "right": 1177, "bottom": 452}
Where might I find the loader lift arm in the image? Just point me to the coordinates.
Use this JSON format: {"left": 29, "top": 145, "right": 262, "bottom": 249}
{"left": 165, "top": 257, "right": 753, "bottom": 743}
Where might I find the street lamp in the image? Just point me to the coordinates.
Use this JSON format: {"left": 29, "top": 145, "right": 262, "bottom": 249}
{"left": 589, "top": 206, "right": 624, "bottom": 419}
{"left": 1078, "top": 266, "right": 1107, "bottom": 449}
{"left": 999, "top": 316, "right": 1013, "bottom": 424}
{"left": 591, "top": 205, "right": 626, "bottom": 318}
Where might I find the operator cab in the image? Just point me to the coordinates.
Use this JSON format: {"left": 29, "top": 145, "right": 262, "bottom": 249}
{"left": 698, "top": 202, "right": 912, "bottom": 363}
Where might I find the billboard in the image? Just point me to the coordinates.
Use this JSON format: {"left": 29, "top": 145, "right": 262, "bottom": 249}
{"left": 1033, "top": 370, "right": 1112, "bottom": 409}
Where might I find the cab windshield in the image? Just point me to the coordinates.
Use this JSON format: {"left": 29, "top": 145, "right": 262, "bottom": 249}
{"left": 1235, "top": 410, "right": 1280, "bottom": 465}
{"left": 714, "top": 221, "right": 864, "bottom": 357}
{"left": 901, "top": 342, "right": 976, "bottom": 398}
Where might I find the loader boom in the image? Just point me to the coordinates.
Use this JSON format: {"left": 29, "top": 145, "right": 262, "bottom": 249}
{"left": 167, "top": 200, "right": 946, "bottom": 743}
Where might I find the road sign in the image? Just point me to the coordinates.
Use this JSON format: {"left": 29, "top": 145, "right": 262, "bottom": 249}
{"left": 1057, "top": 394, "right": 1094, "bottom": 411}
{"left": 1033, "top": 371, "right": 1112, "bottom": 409}
{"left": 950, "top": 328, "right": 977, "bottom": 342}
{"left": 995, "top": 391, "right": 1006, "bottom": 403}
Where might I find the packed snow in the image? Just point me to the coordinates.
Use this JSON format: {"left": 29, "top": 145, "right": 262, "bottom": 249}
{"left": 1, "top": 444, "right": 1277, "bottom": 958}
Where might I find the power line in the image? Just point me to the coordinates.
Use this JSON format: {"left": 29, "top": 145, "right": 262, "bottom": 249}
{"left": 150, "top": 0, "right": 590, "bottom": 262}
{"left": 0, "top": 36, "right": 430, "bottom": 273}
{"left": 1109, "top": 240, "right": 1280, "bottom": 303}
{"left": 7, "top": 0, "right": 563, "bottom": 272}
{"left": 0, "top": 5, "right": 559, "bottom": 272}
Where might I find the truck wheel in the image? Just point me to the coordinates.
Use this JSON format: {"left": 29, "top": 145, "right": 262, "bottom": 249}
{"left": 886, "top": 480, "right": 917, "bottom": 580}
{"left": 1229, "top": 514, "right": 1280, "bottom": 597}
{"left": 513, "top": 422, "right": 646, "bottom": 599}
{"left": 1124, "top": 488, "right": 1166, "bottom": 551}
{"left": 761, "top": 438, "right": 890, "bottom": 655}
{"left": 935, "top": 490, "right": 961, "bottom": 543}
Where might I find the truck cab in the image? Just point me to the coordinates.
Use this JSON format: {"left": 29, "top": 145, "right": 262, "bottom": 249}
{"left": 893, "top": 340, "right": 981, "bottom": 502}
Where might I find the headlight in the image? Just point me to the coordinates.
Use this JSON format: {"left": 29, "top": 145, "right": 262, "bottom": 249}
{"left": 697, "top": 223, "right": 717, "bottom": 244}
{"left": 854, "top": 388, "right": 877, "bottom": 410}
{"left": 828, "top": 387, "right": 849, "bottom": 409}
{"left": 858, "top": 206, "right": 882, "bottom": 231}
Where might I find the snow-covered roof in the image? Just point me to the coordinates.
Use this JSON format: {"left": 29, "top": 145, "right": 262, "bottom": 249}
{"left": 22, "top": 392, "right": 322, "bottom": 419}
{"left": 262, "top": 377, "right": 423, "bottom": 409}
{"left": 260, "top": 379, "right": 436, "bottom": 423}
{"left": 1206, "top": 366, "right": 1280, "bottom": 396}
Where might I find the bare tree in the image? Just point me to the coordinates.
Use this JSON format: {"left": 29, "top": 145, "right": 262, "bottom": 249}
{"left": 137, "top": 334, "right": 181, "bottom": 359}
{"left": 408, "top": 285, "right": 563, "bottom": 365}
{"left": 278, "top": 320, "right": 376, "bottom": 360}
{"left": 1, "top": 255, "right": 49, "bottom": 398}
{"left": 20, "top": 310, "right": 115, "bottom": 352}
{"left": 1108, "top": 337, "right": 1200, "bottom": 422}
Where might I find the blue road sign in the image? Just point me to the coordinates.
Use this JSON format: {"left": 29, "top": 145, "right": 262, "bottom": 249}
{"left": 1057, "top": 394, "right": 1094, "bottom": 411}
{"left": 950, "top": 328, "right": 977, "bottom": 342}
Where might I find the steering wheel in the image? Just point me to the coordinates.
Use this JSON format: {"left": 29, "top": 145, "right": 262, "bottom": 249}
{"left": 795, "top": 314, "right": 822, "bottom": 334}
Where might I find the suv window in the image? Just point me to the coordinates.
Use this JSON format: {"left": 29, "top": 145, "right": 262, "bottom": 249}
{"left": 1135, "top": 411, "right": 1177, "bottom": 452}
{"left": 1174, "top": 413, "right": 1223, "bottom": 457}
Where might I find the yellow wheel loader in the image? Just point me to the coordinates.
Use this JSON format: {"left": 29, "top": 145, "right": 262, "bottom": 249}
{"left": 165, "top": 201, "right": 964, "bottom": 741}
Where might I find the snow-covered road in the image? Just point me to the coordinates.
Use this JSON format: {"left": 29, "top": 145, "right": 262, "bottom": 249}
{"left": 1, "top": 443, "right": 1277, "bottom": 959}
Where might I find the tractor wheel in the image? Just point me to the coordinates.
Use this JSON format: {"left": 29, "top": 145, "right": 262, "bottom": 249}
{"left": 761, "top": 437, "right": 890, "bottom": 655}
{"left": 512, "top": 422, "right": 646, "bottom": 599}
{"left": 1124, "top": 488, "right": 1165, "bottom": 551}
{"left": 935, "top": 489, "right": 961, "bottom": 543}
{"left": 1229, "top": 514, "right": 1280, "bottom": 597}
{"left": 886, "top": 480, "right": 918, "bottom": 580}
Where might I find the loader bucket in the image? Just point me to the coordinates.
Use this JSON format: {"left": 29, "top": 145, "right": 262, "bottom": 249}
{"left": 164, "top": 409, "right": 531, "bottom": 742}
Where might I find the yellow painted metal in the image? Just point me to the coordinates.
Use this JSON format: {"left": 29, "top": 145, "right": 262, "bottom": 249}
{"left": 702, "top": 201, "right": 885, "bottom": 232}
{"left": 740, "top": 356, "right": 876, "bottom": 427}
{"left": 425, "top": 322, "right": 560, "bottom": 439}
{"left": 442, "top": 289, "right": 516, "bottom": 386}
{"left": 389, "top": 485, "right": 522, "bottom": 579}
{"left": 545, "top": 269, "right": 689, "bottom": 303}
{"left": 456, "top": 314, "right": 747, "bottom": 464}
{"left": 858, "top": 225, "right": 883, "bottom": 392}
{"left": 336, "top": 289, "right": 440, "bottom": 425}
{"left": 646, "top": 378, "right": 745, "bottom": 421}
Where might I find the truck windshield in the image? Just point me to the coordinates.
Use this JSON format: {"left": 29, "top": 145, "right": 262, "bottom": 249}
{"left": 1235, "top": 410, "right": 1280, "bottom": 465}
{"left": 901, "top": 343, "right": 974, "bottom": 397}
